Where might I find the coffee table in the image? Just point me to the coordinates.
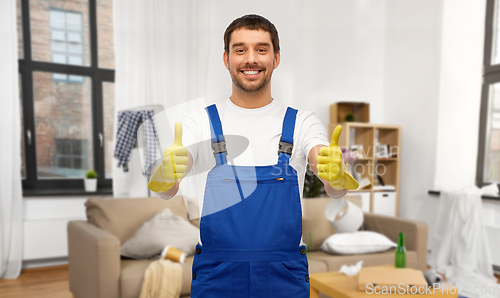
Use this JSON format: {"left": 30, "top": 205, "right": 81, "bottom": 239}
{"left": 309, "top": 267, "right": 458, "bottom": 298}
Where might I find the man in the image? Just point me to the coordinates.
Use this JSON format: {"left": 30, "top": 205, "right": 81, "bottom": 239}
{"left": 148, "top": 14, "right": 358, "bottom": 298}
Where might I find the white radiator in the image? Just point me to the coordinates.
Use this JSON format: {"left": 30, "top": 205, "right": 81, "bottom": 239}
{"left": 485, "top": 225, "right": 500, "bottom": 269}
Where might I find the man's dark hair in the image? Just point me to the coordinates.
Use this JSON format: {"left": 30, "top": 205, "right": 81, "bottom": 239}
{"left": 224, "top": 14, "right": 280, "bottom": 55}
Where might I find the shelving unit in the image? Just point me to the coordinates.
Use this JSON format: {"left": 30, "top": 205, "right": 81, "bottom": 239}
{"left": 328, "top": 122, "right": 402, "bottom": 217}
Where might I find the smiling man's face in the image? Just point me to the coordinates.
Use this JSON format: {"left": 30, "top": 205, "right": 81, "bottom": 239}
{"left": 224, "top": 28, "right": 280, "bottom": 94}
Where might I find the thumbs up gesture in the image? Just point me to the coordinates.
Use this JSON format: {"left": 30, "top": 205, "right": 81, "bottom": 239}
{"left": 316, "top": 125, "right": 359, "bottom": 190}
{"left": 148, "top": 122, "right": 189, "bottom": 193}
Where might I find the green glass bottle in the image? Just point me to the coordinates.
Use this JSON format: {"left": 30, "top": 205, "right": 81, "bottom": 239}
{"left": 395, "top": 232, "right": 406, "bottom": 268}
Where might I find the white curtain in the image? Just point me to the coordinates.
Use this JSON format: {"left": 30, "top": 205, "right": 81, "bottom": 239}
{"left": 112, "top": 0, "right": 210, "bottom": 197}
{"left": 0, "top": 0, "right": 23, "bottom": 280}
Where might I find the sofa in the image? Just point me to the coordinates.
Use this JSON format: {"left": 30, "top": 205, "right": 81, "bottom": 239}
{"left": 67, "top": 195, "right": 428, "bottom": 298}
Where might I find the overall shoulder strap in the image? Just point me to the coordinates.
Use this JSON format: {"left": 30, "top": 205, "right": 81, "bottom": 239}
{"left": 205, "top": 104, "right": 227, "bottom": 165}
{"left": 278, "top": 107, "right": 298, "bottom": 163}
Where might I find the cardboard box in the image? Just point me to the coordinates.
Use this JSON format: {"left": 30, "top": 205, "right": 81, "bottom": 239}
{"left": 358, "top": 266, "right": 427, "bottom": 293}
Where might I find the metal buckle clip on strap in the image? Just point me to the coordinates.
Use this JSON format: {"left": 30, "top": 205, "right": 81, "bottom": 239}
{"left": 278, "top": 141, "right": 293, "bottom": 155}
{"left": 278, "top": 107, "right": 297, "bottom": 158}
{"left": 211, "top": 140, "right": 227, "bottom": 155}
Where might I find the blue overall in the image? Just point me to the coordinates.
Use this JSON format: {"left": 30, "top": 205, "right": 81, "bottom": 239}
{"left": 190, "top": 104, "right": 310, "bottom": 298}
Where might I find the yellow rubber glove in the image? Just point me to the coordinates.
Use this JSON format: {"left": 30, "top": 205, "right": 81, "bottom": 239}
{"left": 148, "top": 122, "right": 189, "bottom": 193}
{"left": 316, "top": 125, "right": 359, "bottom": 190}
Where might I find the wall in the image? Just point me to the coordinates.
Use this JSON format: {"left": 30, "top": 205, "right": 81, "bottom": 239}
{"left": 433, "top": 0, "right": 500, "bottom": 233}
{"left": 434, "top": 0, "right": 486, "bottom": 190}
{"left": 382, "top": 0, "right": 444, "bottom": 247}
{"left": 22, "top": 196, "right": 90, "bottom": 268}
{"left": 291, "top": 1, "right": 386, "bottom": 124}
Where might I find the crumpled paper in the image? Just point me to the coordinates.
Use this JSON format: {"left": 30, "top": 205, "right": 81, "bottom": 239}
{"left": 339, "top": 261, "right": 363, "bottom": 276}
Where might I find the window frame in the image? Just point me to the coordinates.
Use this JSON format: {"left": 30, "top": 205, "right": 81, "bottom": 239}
{"left": 478, "top": 0, "right": 500, "bottom": 188}
{"left": 19, "top": 0, "right": 114, "bottom": 195}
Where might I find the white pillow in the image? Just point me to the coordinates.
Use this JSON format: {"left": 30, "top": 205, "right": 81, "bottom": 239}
{"left": 120, "top": 208, "right": 199, "bottom": 259}
{"left": 319, "top": 231, "right": 397, "bottom": 255}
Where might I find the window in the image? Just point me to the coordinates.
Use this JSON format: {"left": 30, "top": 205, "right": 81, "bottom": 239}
{"left": 18, "top": 0, "right": 115, "bottom": 195}
{"left": 50, "top": 10, "right": 84, "bottom": 82}
{"left": 479, "top": 0, "right": 500, "bottom": 187}
{"left": 32, "top": 71, "right": 93, "bottom": 179}
{"left": 55, "top": 139, "right": 88, "bottom": 173}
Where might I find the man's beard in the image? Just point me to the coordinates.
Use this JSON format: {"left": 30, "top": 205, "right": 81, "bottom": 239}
{"left": 229, "top": 62, "right": 273, "bottom": 93}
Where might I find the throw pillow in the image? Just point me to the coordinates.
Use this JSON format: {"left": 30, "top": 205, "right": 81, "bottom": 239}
{"left": 85, "top": 195, "right": 193, "bottom": 244}
{"left": 320, "top": 231, "right": 397, "bottom": 255}
{"left": 120, "top": 208, "right": 199, "bottom": 259}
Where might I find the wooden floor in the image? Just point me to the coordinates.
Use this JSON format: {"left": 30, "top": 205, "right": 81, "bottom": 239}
{"left": 0, "top": 265, "right": 73, "bottom": 298}
{"left": 0, "top": 265, "right": 499, "bottom": 298}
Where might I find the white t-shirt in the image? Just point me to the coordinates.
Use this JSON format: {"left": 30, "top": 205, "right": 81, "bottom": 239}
{"left": 158, "top": 98, "right": 329, "bottom": 246}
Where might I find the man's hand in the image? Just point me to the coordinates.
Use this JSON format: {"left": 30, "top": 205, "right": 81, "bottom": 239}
{"left": 148, "top": 122, "right": 189, "bottom": 193}
{"left": 316, "top": 125, "right": 359, "bottom": 190}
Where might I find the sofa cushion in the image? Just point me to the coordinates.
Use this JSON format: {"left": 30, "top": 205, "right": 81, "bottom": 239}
{"left": 120, "top": 208, "right": 199, "bottom": 259}
{"left": 306, "top": 249, "right": 418, "bottom": 272}
{"left": 319, "top": 231, "right": 397, "bottom": 255}
{"left": 85, "top": 195, "right": 192, "bottom": 244}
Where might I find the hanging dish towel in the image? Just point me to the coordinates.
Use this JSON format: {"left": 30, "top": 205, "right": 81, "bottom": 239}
{"left": 114, "top": 110, "right": 159, "bottom": 176}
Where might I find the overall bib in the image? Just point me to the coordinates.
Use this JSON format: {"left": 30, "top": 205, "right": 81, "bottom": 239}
{"left": 190, "top": 104, "right": 310, "bottom": 298}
